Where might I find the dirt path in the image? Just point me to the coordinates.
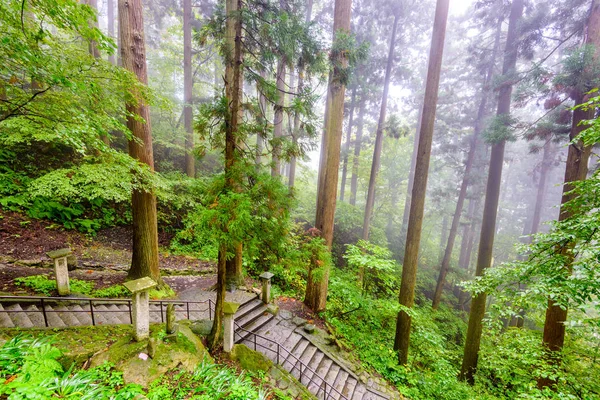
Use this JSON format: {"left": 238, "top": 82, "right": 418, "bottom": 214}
{"left": 0, "top": 211, "right": 217, "bottom": 296}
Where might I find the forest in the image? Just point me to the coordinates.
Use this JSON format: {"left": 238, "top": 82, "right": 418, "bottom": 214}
{"left": 0, "top": 0, "right": 599, "bottom": 398}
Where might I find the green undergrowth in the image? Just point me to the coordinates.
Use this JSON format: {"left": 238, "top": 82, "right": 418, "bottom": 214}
{"left": 0, "top": 326, "right": 275, "bottom": 400}
{"left": 13, "top": 275, "right": 175, "bottom": 299}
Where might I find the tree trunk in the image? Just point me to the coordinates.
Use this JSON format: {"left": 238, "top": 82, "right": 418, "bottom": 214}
{"left": 538, "top": 3, "right": 600, "bottom": 381}
{"left": 339, "top": 87, "right": 356, "bottom": 201}
{"left": 272, "top": 53, "right": 286, "bottom": 177}
{"left": 183, "top": 0, "right": 195, "bottom": 177}
{"left": 304, "top": 0, "right": 352, "bottom": 312}
{"left": 362, "top": 12, "right": 400, "bottom": 240}
{"left": 349, "top": 100, "right": 365, "bottom": 206}
{"left": 431, "top": 16, "right": 502, "bottom": 310}
{"left": 288, "top": 0, "right": 313, "bottom": 187}
{"left": 210, "top": 0, "right": 245, "bottom": 347}
{"left": 107, "top": 0, "right": 116, "bottom": 65}
{"left": 288, "top": 69, "right": 302, "bottom": 187}
{"left": 85, "top": 0, "right": 110, "bottom": 146}
{"left": 256, "top": 72, "right": 267, "bottom": 169}
{"left": 457, "top": 197, "right": 481, "bottom": 310}
{"left": 393, "top": 0, "right": 449, "bottom": 365}
{"left": 399, "top": 104, "right": 423, "bottom": 250}
{"left": 460, "top": 0, "right": 524, "bottom": 384}
{"left": 86, "top": 0, "right": 101, "bottom": 58}
{"left": 438, "top": 215, "right": 448, "bottom": 262}
{"left": 530, "top": 141, "right": 553, "bottom": 237}
{"left": 224, "top": 0, "right": 244, "bottom": 291}
{"left": 119, "top": 0, "right": 160, "bottom": 283}
{"left": 208, "top": 245, "right": 227, "bottom": 350}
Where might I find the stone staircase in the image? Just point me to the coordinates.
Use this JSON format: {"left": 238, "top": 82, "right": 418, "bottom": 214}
{"left": 0, "top": 295, "right": 396, "bottom": 400}
{"left": 237, "top": 315, "right": 397, "bottom": 400}
{"left": 0, "top": 296, "right": 263, "bottom": 329}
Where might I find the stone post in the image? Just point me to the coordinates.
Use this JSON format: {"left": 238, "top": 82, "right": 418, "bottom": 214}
{"left": 46, "top": 248, "right": 72, "bottom": 296}
{"left": 166, "top": 303, "right": 177, "bottom": 334}
{"left": 223, "top": 302, "right": 240, "bottom": 353}
{"left": 259, "top": 272, "right": 274, "bottom": 304}
{"left": 124, "top": 277, "right": 158, "bottom": 341}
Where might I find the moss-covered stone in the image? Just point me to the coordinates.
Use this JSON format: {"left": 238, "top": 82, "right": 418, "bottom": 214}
{"left": 230, "top": 344, "right": 273, "bottom": 372}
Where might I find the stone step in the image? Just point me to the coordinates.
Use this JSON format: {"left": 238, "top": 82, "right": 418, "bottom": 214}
{"left": 307, "top": 356, "right": 333, "bottom": 394}
{"left": 235, "top": 298, "right": 263, "bottom": 319}
{"left": 284, "top": 338, "right": 309, "bottom": 371}
{"left": 322, "top": 363, "right": 342, "bottom": 398}
{"left": 236, "top": 313, "right": 275, "bottom": 345}
{"left": 342, "top": 377, "right": 358, "bottom": 399}
{"left": 351, "top": 383, "right": 367, "bottom": 400}
{"left": 69, "top": 304, "right": 93, "bottom": 325}
{"left": 54, "top": 304, "right": 83, "bottom": 326}
{"left": 42, "top": 305, "right": 67, "bottom": 328}
{"left": 332, "top": 369, "right": 350, "bottom": 400}
{"left": 0, "top": 304, "right": 15, "bottom": 328}
{"left": 5, "top": 304, "right": 33, "bottom": 328}
{"left": 303, "top": 351, "right": 325, "bottom": 388}
{"left": 23, "top": 304, "right": 45, "bottom": 327}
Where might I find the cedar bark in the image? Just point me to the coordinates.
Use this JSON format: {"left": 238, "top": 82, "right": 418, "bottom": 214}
{"left": 86, "top": 0, "right": 101, "bottom": 58}
{"left": 431, "top": 16, "right": 502, "bottom": 310}
{"left": 538, "top": 3, "right": 600, "bottom": 386}
{"left": 108, "top": 0, "right": 116, "bottom": 65}
{"left": 460, "top": 0, "right": 524, "bottom": 383}
{"left": 256, "top": 73, "right": 267, "bottom": 169}
{"left": 530, "top": 141, "right": 553, "bottom": 236}
{"left": 457, "top": 197, "right": 480, "bottom": 310}
{"left": 393, "top": 0, "right": 449, "bottom": 364}
{"left": 305, "top": 0, "right": 352, "bottom": 312}
{"left": 119, "top": 0, "right": 160, "bottom": 283}
{"left": 339, "top": 87, "right": 356, "bottom": 201}
{"left": 288, "top": 68, "right": 302, "bottom": 187}
{"left": 349, "top": 100, "right": 365, "bottom": 206}
{"left": 288, "top": 0, "right": 314, "bottom": 185}
{"left": 399, "top": 105, "right": 422, "bottom": 249}
{"left": 272, "top": 58, "right": 286, "bottom": 177}
{"left": 210, "top": 0, "right": 244, "bottom": 348}
{"left": 362, "top": 11, "right": 400, "bottom": 240}
{"left": 183, "top": 0, "right": 195, "bottom": 177}
{"left": 223, "top": 0, "right": 244, "bottom": 290}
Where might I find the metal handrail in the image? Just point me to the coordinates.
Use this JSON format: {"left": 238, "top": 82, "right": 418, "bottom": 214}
{"left": 0, "top": 295, "right": 213, "bottom": 328}
{"left": 234, "top": 323, "right": 349, "bottom": 400}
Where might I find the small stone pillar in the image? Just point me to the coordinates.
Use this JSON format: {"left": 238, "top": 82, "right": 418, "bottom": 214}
{"left": 223, "top": 302, "right": 240, "bottom": 353}
{"left": 46, "top": 248, "right": 72, "bottom": 296}
{"left": 166, "top": 304, "right": 177, "bottom": 335}
{"left": 124, "top": 277, "right": 157, "bottom": 342}
{"left": 259, "top": 272, "right": 274, "bottom": 304}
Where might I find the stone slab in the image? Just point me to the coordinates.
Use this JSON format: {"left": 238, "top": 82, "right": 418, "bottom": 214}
{"left": 259, "top": 271, "right": 274, "bottom": 280}
{"left": 46, "top": 248, "right": 72, "bottom": 259}
{"left": 124, "top": 277, "right": 157, "bottom": 293}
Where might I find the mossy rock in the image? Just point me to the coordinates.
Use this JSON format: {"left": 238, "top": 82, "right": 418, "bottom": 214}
{"left": 230, "top": 344, "right": 273, "bottom": 372}
{"left": 89, "top": 324, "right": 211, "bottom": 387}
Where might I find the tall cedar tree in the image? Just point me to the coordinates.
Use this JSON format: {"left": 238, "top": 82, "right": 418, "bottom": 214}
{"left": 208, "top": 0, "right": 244, "bottom": 350}
{"left": 394, "top": 0, "right": 449, "bottom": 364}
{"left": 184, "top": 0, "right": 195, "bottom": 177}
{"left": 399, "top": 105, "right": 421, "bottom": 250}
{"left": 339, "top": 87, "right": 356, "bottom": 201}
{"left": 460, "top": 0, "right": 524, "bottom": 383}
{"left": 362, "top": 10, "right": 400, "bottom": 240}
{"left": 538, "top": 0, "right": 600, "bottom": 389}
{"left": 272, "top": 23, "right": 286, "bottom": 178}
{"left": 119, "top": 0, "right": 161, "bottom": 282}
{"left": 288, "top": 0, "right": 314, "bottom": 189}
{"left": 305, "top": 0, "right": 352, "bottom": 312}
{"left": 349, "top": 99, "right": 366, "bottom": 206}
{"left": 107, "top": 0, "right": 116, "bottom": 65}
{"left": 431, "top": 15, "right": 503, "bottom": 310}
